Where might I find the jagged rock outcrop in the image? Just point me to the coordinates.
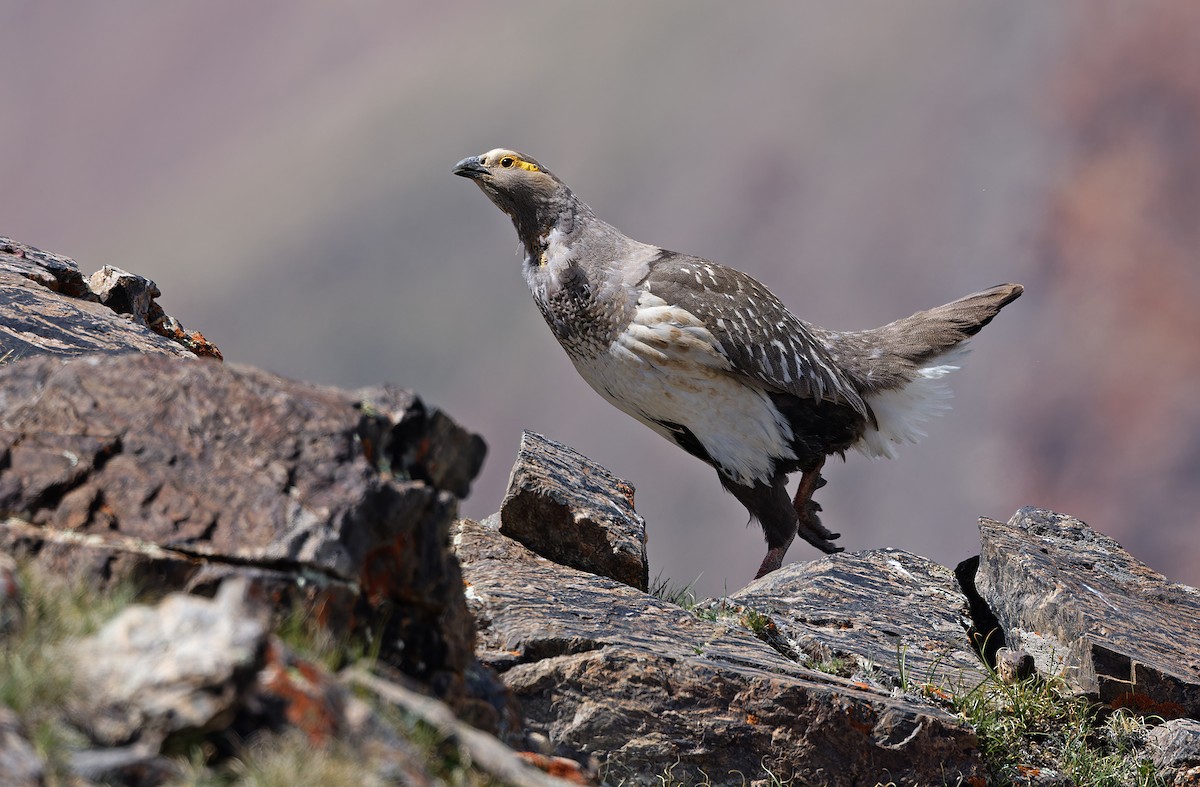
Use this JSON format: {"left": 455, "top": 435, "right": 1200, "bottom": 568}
{"left": 975, "top": 508, "right": 1200, "bottom": 719}
{"left": 468, "top": 434, "right": 1200, "bottom": 785}
{"left": 1148, "top": 718, "right": 1200, "bottom": 786}
{"left": 499, "top": 430, "right": 649, "bottom": 592}
{"left": 0, "top": 352, "right": 487, "bottom": 718}
{"left": 0, "top": 237, "right": 220, "bottom": 360}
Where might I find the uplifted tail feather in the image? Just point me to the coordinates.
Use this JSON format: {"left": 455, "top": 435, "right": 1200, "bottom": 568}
{"left": 823, "top": 283, "right": 1022, "bottom": 393}
{"left": 819, "top": 283, "right": 1023, "bottom": 458}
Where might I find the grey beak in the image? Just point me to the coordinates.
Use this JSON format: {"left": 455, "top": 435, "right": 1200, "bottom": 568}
{"left": 453, "top": 156, "right": 487, "bottom": 179}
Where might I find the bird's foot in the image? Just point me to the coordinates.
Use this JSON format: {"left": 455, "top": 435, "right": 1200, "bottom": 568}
{"left": 792, "top": 463, "right": 841, "bottom": 553}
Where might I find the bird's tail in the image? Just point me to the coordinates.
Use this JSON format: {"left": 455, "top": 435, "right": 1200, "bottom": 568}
{"left": 823, "top": 283, "right": 1023, "bottom": 458}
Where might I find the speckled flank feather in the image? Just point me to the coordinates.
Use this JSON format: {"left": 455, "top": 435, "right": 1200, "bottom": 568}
{"left": 454, "top": 147, "right": 1023, "bottom": 569}
{"left": 574, "top": 289, "right": 798, "bottom": 486}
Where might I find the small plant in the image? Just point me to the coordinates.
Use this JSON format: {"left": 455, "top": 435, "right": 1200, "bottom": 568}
{"left": 810, "top": 655, "right": 855, "bottom": 678}
{"left": 0, "top": 561, "right": 143, "bottom": 781}
{"left": 649, "top": 573, "right": 703, "bottom": 611}
{"left": 920, "top": 668, "right": 1164, "bottom": 786}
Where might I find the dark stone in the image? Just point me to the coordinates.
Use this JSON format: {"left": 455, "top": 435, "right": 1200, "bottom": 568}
{"left": 0, "top": 353, "right": 485, "bottom": 714}
{"left": 454, "top": 518, "right": 984, "bottom": 786}
{"left": 976, "top": 508, "right": 1200, "bottom": 717}
{"left": 996, "top": 647, "right": 1037, "bottom": 684}
{"left": 498, "top": 430, "right": 648, "bottom": 592}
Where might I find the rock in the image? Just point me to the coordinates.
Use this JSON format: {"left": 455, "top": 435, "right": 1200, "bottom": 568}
{"left": 976, "top": 508, "right": 1200, "bottom": 717}
{"left": 68, "top": 744, "right": 179, "bottom": 786}
{"left": 88, "top": 265, "right": 162, "bottom": 327}
{"left": 995, "top": 647, "right": 1037, "bottom": 684}
{"left": 346, "top": 667, "right": 586, "bottom": 787}
{"left": 0, "top": 353, "right": 485, "bottom": 714}
{"left": 0, "top": 236, "right": 92, "bottom": 298}
{"left": 355, "top": 384, "right": 487, "bottom": 501}
{"left": 498, "top": 431, "right": 648, "bottom": 592}
{"left": 0, "top": 707, "right": 44, "bottom": 786}
{"left": 249, "top": 639, "right": 350, "bottom": 745}
{"left": 1148, "top": 718, "right": 1200, "bottom": 786}
{"left": 731, "top": 548, "right": 990, "bottom": 692}
{"left": 71, "top": 578, "right": 269, "bottom": 746}
{"left": 0, "top": 236, "right": 218, "bottom": 360}
{"left": 454, "top": 518, "right": 984, "bottom": 786}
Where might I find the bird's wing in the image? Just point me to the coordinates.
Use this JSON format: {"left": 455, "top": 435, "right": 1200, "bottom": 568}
{"left": 638, "top": 252, "right": 869, "bottom": 417}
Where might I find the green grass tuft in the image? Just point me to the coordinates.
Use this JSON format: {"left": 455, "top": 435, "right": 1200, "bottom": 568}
{"left": 919, "top": 669, "right": 1164, "bottom": 786}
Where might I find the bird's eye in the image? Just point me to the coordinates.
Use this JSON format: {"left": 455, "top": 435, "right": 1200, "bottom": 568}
{"left": 500, "top": 157, "right": 515, "bottom": 168}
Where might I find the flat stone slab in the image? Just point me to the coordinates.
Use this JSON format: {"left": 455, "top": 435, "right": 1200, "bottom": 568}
{"left": 454, "top": 518, "right": 984, "bottom": 787}
{"left": 499, "top": 430, "right": 648, "bottom": 591}
{"left": 976, "top": 507, "right": 1200, "bottom": 718}
{"left": 732, "top": 548, "right": 990, "bottom": 692}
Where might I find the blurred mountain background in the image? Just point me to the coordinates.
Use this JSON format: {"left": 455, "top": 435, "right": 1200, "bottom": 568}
{"left": 4, "top": 1, "right": 1197, "bottom": 596}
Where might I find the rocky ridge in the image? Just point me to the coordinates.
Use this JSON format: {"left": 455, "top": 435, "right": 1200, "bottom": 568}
{"left": 1, "top": 238, "right": 1198, "bottom": 785}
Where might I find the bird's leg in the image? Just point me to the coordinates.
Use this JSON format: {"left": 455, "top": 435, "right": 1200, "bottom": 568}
{"left": 792, "top": 459, "right": 842, "bottom": 550}
{"left": 754, "top": 538, "right": 793, "bottom": 579}
{"left": 752, "top": 461, "right": 841, "bottom": 579}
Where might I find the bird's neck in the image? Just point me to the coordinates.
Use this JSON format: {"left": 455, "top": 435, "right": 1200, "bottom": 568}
{"left": 514, "top": 195, "right": 590, "bottom": 269}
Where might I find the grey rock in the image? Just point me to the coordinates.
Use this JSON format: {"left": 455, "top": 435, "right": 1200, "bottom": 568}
{"left": 0, "top": 353, "right": 484, "bottom": 714}
{"left": 499, "top": 430, "right": 648, "bottom": 591}
{"left": 731, "top": 548, "right": 990, "bottom": 692}
{"left": 88, "top": 265, "right": 163, "bottom": 327}
{"left": 454, "top": 518, "right": 984, "bottom": 786}
{"left": 995, "top": 647, "right": 1037, "bottom": 684}
{"left": 72, "top": 578, "right": 268, "bottom": 746}
{"left": 1148, "top": 718, "right": 1200, "bottom": 786}
{"left": 68, "top": 743, "right": 179, "bottom": 786}
{"left": 976, "top": 508, "right": 1200, "bottom": 717}
{"left": 0, "top": 707, "right": 43, "bottom": 787}
{"left": 0, "top": 236, "right": 212, "bottom": 360}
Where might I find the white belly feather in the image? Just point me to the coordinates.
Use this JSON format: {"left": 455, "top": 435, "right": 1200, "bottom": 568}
{"left": 570, "top": 292, "right": 795, "bottom": 486}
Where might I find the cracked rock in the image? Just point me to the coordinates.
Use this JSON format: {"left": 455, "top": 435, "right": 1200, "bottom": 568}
{"left": 0, "top": 352, "right": 486, "bottom": 716}
{"left": 976, "top": 508, "right": 1200, "bottom": 717}
{"left": 1, "top": 236, "right": 216, "bottom": 359}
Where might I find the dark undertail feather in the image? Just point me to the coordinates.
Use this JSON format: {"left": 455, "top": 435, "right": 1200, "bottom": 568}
{"left": 768, "top": 392, "right": 867, "bottom": 475}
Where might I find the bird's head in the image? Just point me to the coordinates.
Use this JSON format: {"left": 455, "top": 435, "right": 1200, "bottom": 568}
{"left": 454, "top": 149, "right": 575, "bottom": 237}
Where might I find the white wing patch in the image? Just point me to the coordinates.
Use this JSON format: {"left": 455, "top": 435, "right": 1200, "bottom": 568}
{"left": 571, "top": 291, "right": 796, "bottom": 485}
{"left": 856, "top": 345, "right": 969, "bottom": 459}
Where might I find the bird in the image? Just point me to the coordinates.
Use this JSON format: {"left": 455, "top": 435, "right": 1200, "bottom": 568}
{"left": 454, "top": 148, "right": 1022, "bottom": 579}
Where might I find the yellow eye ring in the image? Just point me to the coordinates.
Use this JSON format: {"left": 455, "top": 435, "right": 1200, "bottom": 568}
{"left": 500, "top": 157, "right": 514, "bottom": 168}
